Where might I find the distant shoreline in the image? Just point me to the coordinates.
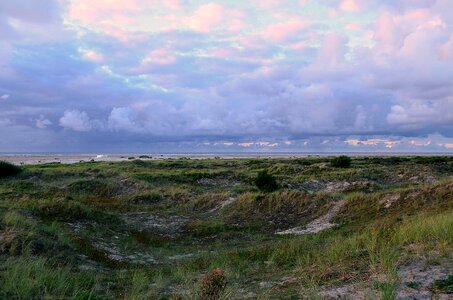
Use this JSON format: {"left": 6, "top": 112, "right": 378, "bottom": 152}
{"left": 1, "top": 152, "right": 452, "bottom": 165}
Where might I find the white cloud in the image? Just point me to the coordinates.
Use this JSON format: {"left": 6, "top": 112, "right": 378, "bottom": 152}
{"left": 36, "top": 115, "right": 52, "bottom": 129}
{"left": 0, "top": 94, "right": 10, "bottom": 100}
{"left": 345, "top": 139, "right": 361, "bottom": 146}
{"left": 0, "top": 118, "right": 12, "bottom": 126}
{"left": 238, "top": 142, "right": 253, "bottom": 147}
{"left": 440, "top": 143, "right": 453, "bottom": 149}
{"left": 409, "top": 139, "right": 431, "bottom": 146}
{"left": 108, "top": 107, "right": 137, "bottom": 132}
{"left": 80, "top": 49, "right": 104, "bottom": 63}
{"left": 59, "top": 110, "right": 92, "bottom": 131}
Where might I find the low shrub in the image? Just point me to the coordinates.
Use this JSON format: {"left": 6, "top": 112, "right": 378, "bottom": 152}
{"left": 199, "top": 268, "right": 227, "bottom": 300}
{"left": 0, "top": 161, "right": 22, "bottom": 178}
{"left": 330, "top": 156, "right": 352, "bottom": 168}
{"left": 255, "top": 170, "right": 278, "bottom": 192}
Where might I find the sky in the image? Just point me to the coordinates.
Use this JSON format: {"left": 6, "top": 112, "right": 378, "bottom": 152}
{"left": 0, "top": 0, "right": 453, "bottom": 153}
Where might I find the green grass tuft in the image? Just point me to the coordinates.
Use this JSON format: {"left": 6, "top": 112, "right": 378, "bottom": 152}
{"left": 433, "top": 275, "right": 453, "bottom": 293}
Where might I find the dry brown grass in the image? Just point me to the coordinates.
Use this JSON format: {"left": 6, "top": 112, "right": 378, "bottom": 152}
{"left": 199, "top": 268, "right": 228, "bottom": 300}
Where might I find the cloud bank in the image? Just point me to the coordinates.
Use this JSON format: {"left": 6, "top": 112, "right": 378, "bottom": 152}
{"left": 0, "top": 0, "right": 452, "bottom": 152}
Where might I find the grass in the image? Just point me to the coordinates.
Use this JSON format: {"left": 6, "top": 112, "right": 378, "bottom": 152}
{"left": 186, "top": 219, "right": 228, "bottom": 237}
{"left": 0, "top": 256, "right": 100, "bottom": 299}
{"left": 0, "top": 156, "right": 452, "bottom": 298}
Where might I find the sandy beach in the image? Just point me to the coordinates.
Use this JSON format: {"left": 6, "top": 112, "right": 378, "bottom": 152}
{"left": 0, "top": 153, "right": 313, "bottom": 165}
{"left": 1, "top": 152, "right": 451, "bottom": 165}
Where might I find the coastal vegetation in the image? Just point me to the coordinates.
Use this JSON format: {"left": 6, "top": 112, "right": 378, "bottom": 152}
{"left": 0, "top": 156, "right": 452, "bottom": 299}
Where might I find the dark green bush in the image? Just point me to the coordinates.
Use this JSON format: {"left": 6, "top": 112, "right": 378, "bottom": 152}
{"left": 0, "top": 161, "right": 22, "bottom": 178}
{"left": 330, "top": 156, "right": 351, "bottom": 168}
{"left": 413, "top": 156, "right": 449, "bottom": 164}
{"left": 131, "top": 159, "right": 150, "bottom": 167}
{"left": 254, "top": 170, "right": 278, "bottom": 192}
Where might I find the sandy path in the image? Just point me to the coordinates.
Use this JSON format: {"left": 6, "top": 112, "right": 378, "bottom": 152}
{"left": 275, "top": 200, "right": 345, "bottom": 235}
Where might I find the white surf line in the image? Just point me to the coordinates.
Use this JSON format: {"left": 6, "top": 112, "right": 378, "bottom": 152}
{"left": 275, "top": 200, "right": 345, "bottom": 235}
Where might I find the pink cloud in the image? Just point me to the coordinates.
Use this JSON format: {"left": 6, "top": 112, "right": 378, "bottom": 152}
{"left": 82, "top": 50, "right": 104, "bottom": 63}
{"left": 315, "top": 33, "right": 347, "bottom": 67}
{"left": 262, "top": 19, "right": 310, "bottom": 42}
{"left": 238, "top": 142, "right": 253, "bottom": 147}
{"left": 345, "top": 22, "right": 361, "bottom": 31}
{"left": 438, "top": 34, "right": 453, "bottom": 61}
{"left": 68, "top": 0, "right": 139, "bottom": 24}
{"left": 440, "top": 143, "right": 453, "bottom": 149}
{"left": 228, "top": 19, "right": 247, "bottom": 32}
{"left": 237, "top": 36, "right": 267, "bottom": 50}
{"left": 373, "top": 7, "right": 440, "bottom": 49}
{"left": 345, "top": 139, "right": 361, "bottom": 146}
{"left": 254, "top": 0, "right": 281, "bottom": 9}
{"left": 142, "top": 48, "right": 176, "bottom": 65}
{"left": 289, "top": 40, "right": 308, "bottom": 50}
{"left": 186, "top": 3, "right": 225, "bottom": 33}
{"left": 67, "top": 0, "right": 184, "bottom": 39}
{"left": 207, "top": 47, "right": 237, "bottom": 59}
{"left": 373, "top": 12, "right": 402, "bottom": 53}
{"left": 99, "top": 26, "right": 132, "bottom": 41}
{"left": 163, "top": 0, "right": 182, "bottom": 10}
{"left": 339, "top": 0, "right": 363, "bottom": 13}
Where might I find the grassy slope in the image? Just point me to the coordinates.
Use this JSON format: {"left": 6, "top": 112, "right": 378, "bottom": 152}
{"left": 0, "top": 156, "right": 452, "bottom": 299}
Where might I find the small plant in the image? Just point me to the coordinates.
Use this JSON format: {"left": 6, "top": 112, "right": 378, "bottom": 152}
{"left": 406, "top": 281, "right": 420, "bottom": 289}
{"left": 433, "top": 275, "right": 453, "bottom": 293}
{"left": 255, "top": 170, "right": 278, "bottom": 192}
{"left": 0, "top": 161, "right": 22, "bottom": 178}
{"left": 129, "top": 192, "right": 162, "bottom": 204}
{"left": 199, "top": 268, "right": 227, "bottom": 300}
{"left": 330, "top": 156, "right": 351, "bottom": 168}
